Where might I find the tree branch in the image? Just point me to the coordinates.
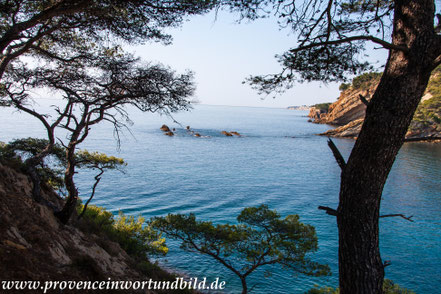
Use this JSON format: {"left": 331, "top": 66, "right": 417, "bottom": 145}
{"left": 318, "top": 206, "right": 338, "bottom": 216}
{"left": 327, "top": 138, "right": 346, "bottom": 170}
{"left": 380, "top": 214, "right": 414, "bottom": 222}
{"left": 290, "top": 35, "right": 408, "bottom": 53}
{"left": 78, "top": 168, "right": 104, "bottom": 219}
{"left": 30, "top": 45, "right": 93, "bottom": 63}
{"left": 359, "top": 94, "right": 369, "bottom": 106}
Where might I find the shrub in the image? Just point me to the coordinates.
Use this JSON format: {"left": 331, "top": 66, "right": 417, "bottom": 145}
{"left": 410, "top": 66, "right": 441, "bottom": 131}
{"left": 78, "top": 204, "right": 168, "bottom": 258}
{"left": 0, "top": 141, "right": 23, "bottom": 170}
{"left": 351, "top": 72, "right": 382, "bottom": 89}
{"left": 312, "top": 103, "right": 332, "bottom": 111}
{"left": 339, "top": 83, "right": 351, "bottom": 91}
{"left": 0, "top": 138, "right": 65, "bottom": 190}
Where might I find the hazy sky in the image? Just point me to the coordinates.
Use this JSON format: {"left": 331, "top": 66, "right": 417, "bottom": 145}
{"left": 131, "top": 10, "right": 389, "bottom": 108}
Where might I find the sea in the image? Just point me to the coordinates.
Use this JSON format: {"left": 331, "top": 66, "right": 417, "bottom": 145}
{"left": 1, "top": 102, "right": 440, "bottom": 294}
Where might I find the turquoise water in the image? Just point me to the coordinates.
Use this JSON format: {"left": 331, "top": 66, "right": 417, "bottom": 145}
{"left": 1, "top": 103, "right": 440, "bottom": 293}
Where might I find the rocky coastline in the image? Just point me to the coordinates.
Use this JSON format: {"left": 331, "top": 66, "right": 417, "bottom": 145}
{"left": 0, "top": 163, "right": 186, "bottom": 294}
{"left": 308, "top": 72, "right": 441, "bottom": 142}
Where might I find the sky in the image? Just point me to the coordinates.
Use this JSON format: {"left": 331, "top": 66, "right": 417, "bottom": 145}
{"left": 129, "top": 10, "right": 389, "bottom": 108}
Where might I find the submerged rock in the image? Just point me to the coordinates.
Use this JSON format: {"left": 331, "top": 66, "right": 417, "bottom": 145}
{"left": 221, "top": 131, "right": 233, "bottom": 137}
{"left": 230, "top": 131, "right": 241, "bottom": 136}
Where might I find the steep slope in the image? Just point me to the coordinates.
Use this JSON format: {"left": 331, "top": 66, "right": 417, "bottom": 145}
{"left": 0, "top": 163, "right": 173, "bottom": 293}
{"left": 309, "top": 71, "right": 441, "bottom": 141}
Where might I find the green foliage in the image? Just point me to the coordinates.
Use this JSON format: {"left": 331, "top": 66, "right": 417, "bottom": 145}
{"left": 410, "top": 67, "right": 441, "bottom": 131}
{"left": 312, "top": 103, "right": 332, "bottom": 111}
{"left": 305, "top": 285, "right": 339, "bottom": 294}
{"left": 75, "top": 150, "right": 126, "bottom": 171}
{"left": 5, "top": 137, "right": 65, "bottom": 159}
{"left": 0, "top": 140, "right": 21, "bottom": 168}
{"left": 0, "top": 138, "right": 65, "bottom": 190}
{"left": 112, "top": 212, "right": 168, "bottom": 257}
{"left": 0, "top": 138, "right": 126, "bottom": 193}
{"left": 336, "top": 72, "right": 381, "bottom": 92}
{"left": 223, "top": 0, "right": 392, "bottom": 92}
{"left": 151, "top": 205, "right": 329, "bottom": 293}
{"left": 339, "top": 83, "right": 351, "bottom": 91}
{"left": 78, "top": 205, "right": 168, "bottom": 258}
{"left": 351, "top": 72, "right": 382, "bottom": 90}
{"left": 382, "top": 279, "right": 416, "bottom": 294}
{"left": 0, "top": 0, "right": 215, "bottom": 70}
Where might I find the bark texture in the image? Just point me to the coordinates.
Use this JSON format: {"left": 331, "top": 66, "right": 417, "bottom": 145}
{"left": 55, "top": 119, "right": 87, "bottom": 224}
{"left": 337, "top": 1, "right": 440, "bottom": 293}
{"left": 55, "top": 147, "right": 78, "bottom": 225}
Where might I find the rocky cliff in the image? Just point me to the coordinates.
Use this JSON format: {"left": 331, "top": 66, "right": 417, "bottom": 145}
{"left": 0, "top": 163, "right": 175, "bottom": 293}
{"left": 309, "top": 71, "right": 441, "bottom": 141}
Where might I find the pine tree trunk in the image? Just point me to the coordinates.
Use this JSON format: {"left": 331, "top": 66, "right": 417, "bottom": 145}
{"left": 240, "top": 277, "right": 247, "bottom": 294}
{"left": 55, "top": 122, "right": 85, "bottom": 224}
{"left": 337, "top": 1, "right": 439, "bottom": 293}
{"left": 24, "top": 145, "right": 54, "bottom": 204}
{"left": 55, "top": 145, "right": 78, "bottom": 224}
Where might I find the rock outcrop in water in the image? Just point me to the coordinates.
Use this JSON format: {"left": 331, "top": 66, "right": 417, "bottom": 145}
{"left": 309, "top": 71, "right": 441, "bottom": 141}
{"left": 160, "top": 124, "right": 171, "bottom": 132}
{"left": 221, "top": 131, "right": 241, "bottom": 137}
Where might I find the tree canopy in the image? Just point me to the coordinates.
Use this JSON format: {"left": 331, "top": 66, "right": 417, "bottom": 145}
{"left": 220, "top": 1, "right": 441, "bottom": 293}
{"left": 221, "top": 0, "right": 440, "bottom": 92}
{"left": 0, "top": 0, "right": 208, "bottom": 223}
{"left": 151, "top": 205, "right": 330, "bottom": 294}
{"left": 0, "top": 0, "right": 215, "bottom": 79}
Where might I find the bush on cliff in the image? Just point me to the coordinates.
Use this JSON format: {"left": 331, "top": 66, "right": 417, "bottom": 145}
{"left": 0, "top": 138, "right": 66, "bottom": 190}
{"left": 312, "top": 103, "right": 332, "bottom": 111}
{"left": 77, "top": 204, "right": 168, "bottom": 258}
{"left": 351, "top": 72, "right": 382, "bottom": 90}
{"left": 410, "top": 66, "right": 441, "bottom": 131}
{"left": 338, "top": 72, "right": 382, "bottom": 92}
{"left": 339, "top": 83, "right": 350, "bottom": 91}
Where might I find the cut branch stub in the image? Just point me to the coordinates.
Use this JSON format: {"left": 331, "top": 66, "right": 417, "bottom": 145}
{"left": 359, "top": 94, "right": 369, "bottom": 106}
{"left": 383, "top": 260, "right": 392, "bottom": 268}
{"left": 327, "top": 138, "right": 346, "bottom": 170}
{"left": 318, "top": 206, "right": 338, "bottom": 216}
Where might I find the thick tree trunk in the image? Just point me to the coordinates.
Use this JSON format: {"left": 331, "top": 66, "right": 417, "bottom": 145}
{"left": 24, "top": 146, "right": 54, "bottom": 204}
{"left": 55, "top": 119, "right": 87, "bottom": 224}
{"left": 337, "top": 1, "right": 439, "bottom": 293}
{"left": 55, "top": 145, "right": 78, "bottom": 224}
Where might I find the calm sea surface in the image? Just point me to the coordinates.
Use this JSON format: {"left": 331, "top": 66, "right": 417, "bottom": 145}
{"left": 1, "top": 102, "right": 440, "bottom": 293}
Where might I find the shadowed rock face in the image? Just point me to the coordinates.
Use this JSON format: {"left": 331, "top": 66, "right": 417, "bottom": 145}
{"left": 0, "top": 164, "right": 167, "bottom": 291}
{"left": 309, "top": 83, "right": 376, "bottom": 126}
{"left": 308, "top": 108, "right": 328, "bottom": 121}
{"left": 320, "top": 119, "right": 364, "bottom": 138}
{"left": 309, "top": 79, "right": 441, "bottom": 141}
